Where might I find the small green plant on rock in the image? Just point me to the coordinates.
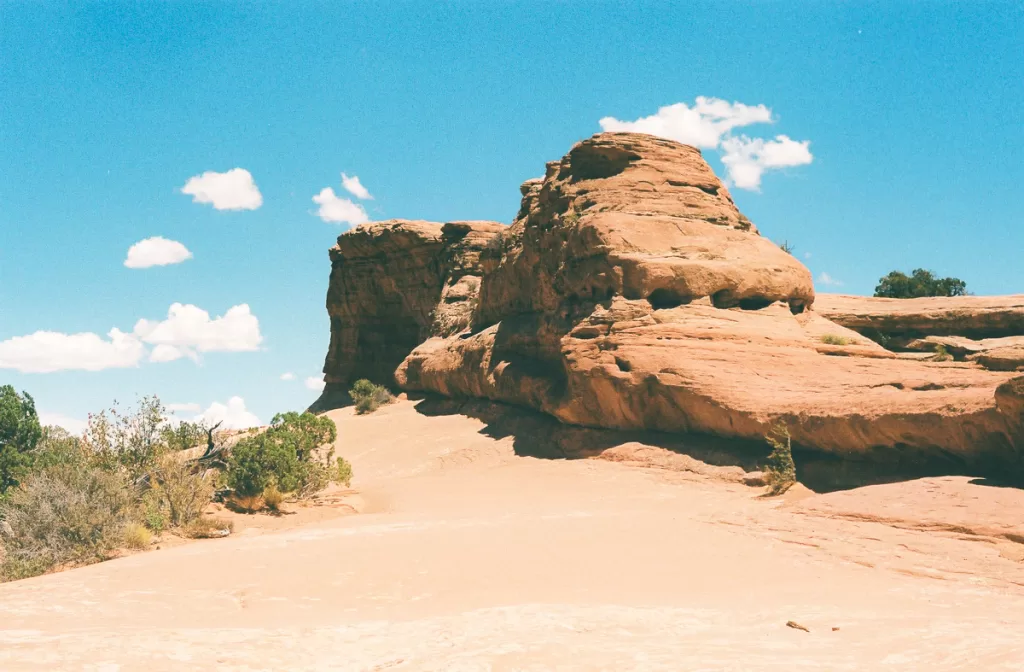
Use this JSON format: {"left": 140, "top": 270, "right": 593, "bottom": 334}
{"left": 932, "top": 344, "right": 953, "bottom": 362}
{"left": 763, "top": 422, "right": 796, "bottom": 496}
{"left": 349, "top": 379, "right": 394, "bottom": 414}
{"left": 820, "top": 334, "right": 852, "bottom": 346}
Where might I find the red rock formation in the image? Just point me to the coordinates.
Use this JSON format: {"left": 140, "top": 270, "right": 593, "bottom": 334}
{"left": 318, "top": 132, "right": 1024, "bottom": 470}
{"left": 815, "top": 294, "right": 1024, "bottom": 340}
{"left": 816, "top": 294, "right": 1024, "bottom": 372}
{"left": 314, "top": 219, "right": 502, "bottom": 410}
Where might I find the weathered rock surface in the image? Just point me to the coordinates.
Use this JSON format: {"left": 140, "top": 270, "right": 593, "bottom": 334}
{"left": 314, "top": 218, "right": 502, "bottom": 409}
{"left": 317, "top": 132, "right": 1024, "bottom": 472}
{"left": 815, "top": 294, "right": 1024, "bottom": 372}
{"left": 895, "top": 335, "right": 1024, "bottom": 372}
{"left": 816, "top": 293, "right": 1024, "bottom": 340}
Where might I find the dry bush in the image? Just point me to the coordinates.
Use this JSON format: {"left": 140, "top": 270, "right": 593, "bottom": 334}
{"left": 122, "top": 523, "right": 152, "bottom": 550}
{"left": 350, "top": 379, "right": 394, "bottom": 414}
{"left": 820, "top": 334, "right": 852, "bottom": 346}
{"left": 262, "top": 484, "right": 285, "bottom": 511}
{"left": 764, "top": 423, "right": 797, "bottom": 495}
{"left": 0, "top": 465, "right": 136, "bottom": 581}
{"left": 180, "top": 516, "right": 233, "bottom": 539}
{"left": 151, "top": 457, "right": 214, "bottom": 527}
{"left": 228, "top": 493, "right": 265, "bottom": 513}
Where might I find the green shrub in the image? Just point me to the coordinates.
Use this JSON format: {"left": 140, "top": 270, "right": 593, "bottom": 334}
{"left": 350, "top": 379, "right": 394, "bottom": 414}
{"left": 139, "top": 488, "right": 169, "bottom": 533}
{"left": 334, "top": 457, "right": 353, "bottom": 488}
{"left": 763, "top": 423, "right": 797, "bottom": 495}
{"left": 224, "top": 412, "right": 343, "bottom": 507}
{"left": 224, "top": 433, "right": 297, "bottom": 498}
{"left": 0, "top": 464, "right": 136, "bottom": 580}
{"left": 31, "top": 426, "right": 88, "bottom": 472}
{"left": 874, "top": 268, "right": 967, "bottom": 298}
{"left": 160, "top": 420, "right": 209, "bottom": 453}
{"left": 820, "top": 334, "right": 852, "bottom": 346}
{"left": 933, "top": 344, "right": 953, "bottom": 362}
{"left": 0, "top": 386, "right": 43, "bottom": 496}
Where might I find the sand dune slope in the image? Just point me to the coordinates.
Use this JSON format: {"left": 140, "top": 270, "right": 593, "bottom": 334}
{"left": 2, "top": 399, "right": 1023, "bottom": 670}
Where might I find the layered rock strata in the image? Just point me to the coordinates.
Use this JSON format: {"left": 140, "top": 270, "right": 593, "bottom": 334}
{"left": 316, "top": 219, "right": 502, "bottom": 409}
{"left": 816, "top": 294, "right": 1024, "bottom": 372}
{"left": 318, "top": 132, "right": 1024, "bottom": 471}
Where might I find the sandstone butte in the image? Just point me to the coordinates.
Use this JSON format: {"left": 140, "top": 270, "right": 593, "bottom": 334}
{"left": 313, "top": 131, "right": 1024, "bottom": 475}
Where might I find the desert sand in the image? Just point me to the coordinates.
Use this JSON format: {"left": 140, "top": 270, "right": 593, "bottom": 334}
{"left": 2, "top": 398, "right": 1024, "bottom": 670}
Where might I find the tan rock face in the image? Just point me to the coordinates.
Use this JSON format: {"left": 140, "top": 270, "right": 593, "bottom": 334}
{"left": 816, "top": 294, "right": 1024, "bottom": 372}
{"left": 816, "top": 294, "right": 1024, "bottom": 340}
{"left": 321, "top": 132, "right": 1024, "bottom": 471}
{"left": 318, "top": 219, "right": 502, "bottom": 401}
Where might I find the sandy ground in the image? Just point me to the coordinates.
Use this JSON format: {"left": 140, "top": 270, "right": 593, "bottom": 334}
{"left": 2, "top": 399, "right": 1024, "bottom": 670}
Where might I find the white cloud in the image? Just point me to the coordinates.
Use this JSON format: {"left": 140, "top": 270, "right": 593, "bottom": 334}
{"left": 280, "top": 372, "right": 296, "bottom": 381}
{"left": 720, "top": 135, "right": 813, "bottom": 190}
{"left": 181, "top": 168, "right": 262, "bottom": 211}
{"left": 599, "top": 97, "right": 772, "bottom": 149}
{"left": 0, "top": 303, "right": 261, "bottom": 373}
{"left": 599, "top": 97, "right": 812, "bottom": 191}
{"left": 38, "top": 412, "right": 88, "bottom": 436}
{"left": 133, "top": 303, "right": 262, "bottom": 362}
{"left": 124, "top": 237, "right": 192, "bottom": 269}
{"left": 312, "top": 187, "right": 369, "bottom": 226}
{"left": 803, "top": 252, "right": 813, "bottom": 260}
{"left": 0, "top": 329, "right": 144, "bottom": 373}
{"left": 194, "top": 396, "right": 261, "bottom": 430}
{"left": 149, "top": 344, "right": 190, "bottom": 363}
{"left": 305, "top": 376, "right": 325, "bottom": 392}
{"left": 167, "top": 402, "right": 201, "bottom": 414}
{"left": 817, "top": 272, "right": 843, "bottom": 287}
{"left": 341, "top": 173, "right": 373, "bottom": 200}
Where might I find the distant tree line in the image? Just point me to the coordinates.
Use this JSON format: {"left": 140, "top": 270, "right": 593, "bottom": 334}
{"left": 874, "top": 268, "right": 967, "bottom": 299}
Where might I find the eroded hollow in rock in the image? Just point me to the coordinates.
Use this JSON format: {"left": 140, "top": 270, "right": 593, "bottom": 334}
{"left": 567, "top": 145, "right": 642, "bottom": 181}
{"left": 738, "top": 297, "right": 774, "bottom": 311}
{"left": 711, "top": 290, "right": 775, "bottom": 311}
{"left": 647, "top": 288, "right": 691, "bottom": 310}
{"left": 711, "top": 290, "right": 737, "bottom": 309}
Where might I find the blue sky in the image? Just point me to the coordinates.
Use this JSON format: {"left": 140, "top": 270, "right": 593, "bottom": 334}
{"left": 1, "top": 2, "right": 1022, "bottom": 431}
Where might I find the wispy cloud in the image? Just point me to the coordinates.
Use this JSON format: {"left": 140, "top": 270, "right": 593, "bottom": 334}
{"left": 134, "top": 303, "right": 263, "bottom": 363}
{"left": 194, "top": 396, "right": 261, "bottom": 429}
{"left": 599, "top": 97, "right": 813, "bottom": 191}
{"left": 312, "top": 187, "right": 369, "bottom": 227}
{"left": 720, "top": 135, "right": 813, "bottom": 191}
{"left": 305, "top": 376, "right": 325, "bottom": 392}
{"left": 817, "top": 271, "right": 843, "bottom": 287}
{"left": 0, "top": 303, "right": 263, "bottom": 373}
{"left": 38, "top": 411, "right": 88, "bottom": 436}
{"left": 0, "top": 329, "right": 145, "bottom": 373}
{"left": 341, "top": 173, "right": 373, "bottom": 200}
